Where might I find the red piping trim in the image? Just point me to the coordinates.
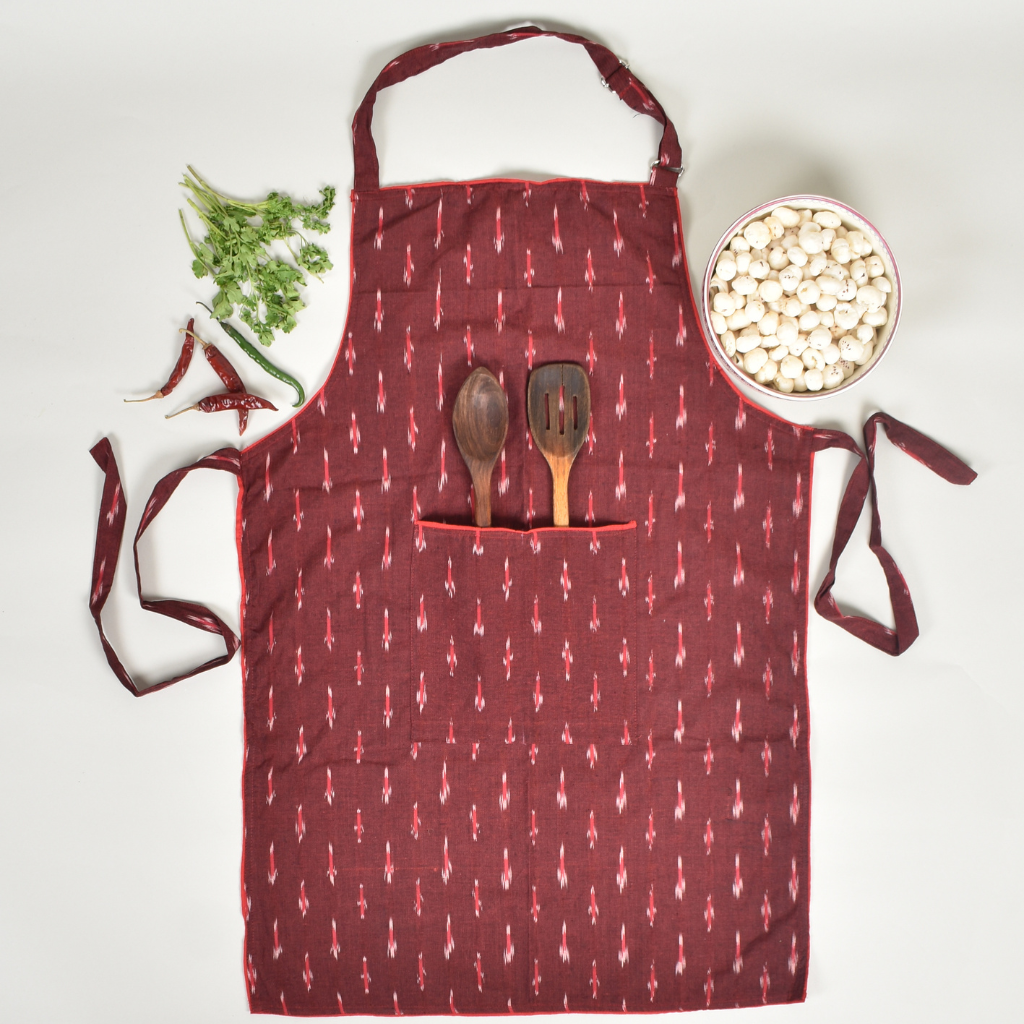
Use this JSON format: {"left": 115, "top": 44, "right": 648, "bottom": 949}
{"left": 413, "top": 518, "right": 636, "bottom": 536}
{"left": 363, "top": 174, "right": 677, "bottom": 195}
{"left": 234, "top": 475, "right": 253, "bottom": 1011}
{"left": 801, "top": 445, "right": 815, "bottom": 1002}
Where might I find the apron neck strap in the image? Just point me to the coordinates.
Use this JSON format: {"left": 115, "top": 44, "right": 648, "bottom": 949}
{"left": 352, "top": 26, "right": 683, "bottom": 191}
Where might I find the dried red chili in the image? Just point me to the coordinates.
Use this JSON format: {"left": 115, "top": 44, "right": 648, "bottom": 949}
{"left": 183, "top": 327, "right": 244, "bottom": 392}
{"left": 182, "top": 326, "right": 249, "bottom": 433}
{"left": 166, "top": 392, "right": 278, "bottom": 419}
{"left": 126, "top": 317, "right": 195, "bottom": 402}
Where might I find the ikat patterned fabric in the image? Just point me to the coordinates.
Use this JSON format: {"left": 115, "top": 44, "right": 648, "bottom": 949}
{"left": 89, "top": 27, "right": 976, "bottom": 1016}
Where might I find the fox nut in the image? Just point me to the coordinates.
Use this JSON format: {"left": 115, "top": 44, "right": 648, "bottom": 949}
{"left": 713, "top": 291, "right": 737, "bottom": 316}
{"left": 796, "top": 280, "right": 821, "bottom": 305}
{"left": 743, "top": 347, "right": 770, "bottom": 374}
{"left": 830, "top": 237, "right": 852, "bottom": 264}
{"left": 772, "top": 206, "right": 801, "bottom": 228}
{"left": 778, "top": 265, "right": 803, "bottom": 292}
{"left": 804, "top": 367, "right": 824, "bottom": 391}
{"left": 816, "top": 274, "right": 843, "bottom": 296}
{"left": 854, "top": 341, "right": 874, "bottom": 366}
{"left": 856, "top": 285, "right": 885, "bottom": 312}
{"left": 735, "top": 327, "right": 763, "bottom": 353}
{"left": 847, "top": 230, "right": 872, "bottom": 256}
{"left": 758, "top": 310, "right": 780, "bottom": 336}
{"left": 787, "top": 332, "right": 810, "bottom": 356}
{"left": 776, "top": 318, "right": 799, "bottom": 345}
{"left": 838, "top": 335, "right": 864, "bottom": 362}
{"left": 864, "top": 255, "right": 885, "bottom": 278}
{"left": 807, "top": 253, "right": 828, "bottom": 278}
{"left": 715, "top": 254, "right": 737, "bottom": 281}
{"left": 799, "top": 225, "right": 825, "bottom": 255}
{"left": 787, "top": 245, "right": 808, "bottom": 267}
{"left": 837, "top": 277, "right": 859, "bottom": 302}
{"left": 743, "top": 220, "right": 772, "bottom": 250}
{"left": 808, "top": 326, "right": 832, "bottom": 350}
{"left": 822, "top": 363, "right": 845, "bottom": 389}
{"left": 802, "top": 347, "right": 825, "bottom": 370}
{"left": 834, "top": 302, "right": 862, "bottom": 331}
{"left": 780, "top": 354, "right": 804, "bottom": 378}
{"left": 855, "top": 323, "right": 876, "bottom": 345}
{"left": 745, "top": 297, "right": 767, "bottom": 322}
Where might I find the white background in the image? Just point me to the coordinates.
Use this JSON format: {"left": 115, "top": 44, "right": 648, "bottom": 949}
{"left": 1, "top": 1, "right": 1021, "bottom": 1021}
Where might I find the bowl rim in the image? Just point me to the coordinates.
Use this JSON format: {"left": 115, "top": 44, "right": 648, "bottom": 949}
{"left": 700, "top": 194, "right": 902, "bottom": 401}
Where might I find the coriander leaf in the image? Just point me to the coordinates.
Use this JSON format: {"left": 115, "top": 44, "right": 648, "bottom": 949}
{"left": 180, "top": 169, "right": 336, "bottom": 345}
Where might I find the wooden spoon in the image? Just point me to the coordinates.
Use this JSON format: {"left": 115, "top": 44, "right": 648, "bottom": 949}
{"left": 527, "top": 363, "right": 591, "bottom": 527}
{"left": 452, "top": 367, "right": 509, "bottom": 527}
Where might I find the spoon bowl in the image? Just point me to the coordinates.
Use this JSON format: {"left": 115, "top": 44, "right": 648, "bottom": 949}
{"left": 452, "top": 367, "right": 509, "bottom": 526}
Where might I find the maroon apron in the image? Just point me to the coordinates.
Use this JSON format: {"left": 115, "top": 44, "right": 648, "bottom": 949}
{"left": 89, "top": 28, "right": 975, "bottom": 1014}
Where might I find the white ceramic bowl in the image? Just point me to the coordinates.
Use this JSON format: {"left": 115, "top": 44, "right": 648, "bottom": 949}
{"left": 701, "top": 195, "right": 901, "bottom": 400}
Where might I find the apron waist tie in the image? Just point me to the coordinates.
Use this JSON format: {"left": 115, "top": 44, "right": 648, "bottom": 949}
{"left": 812, "top": 412, "right": 976, "bottom": 655}
{"left": 89, "top": 438, "right": 242, "bottom": 696}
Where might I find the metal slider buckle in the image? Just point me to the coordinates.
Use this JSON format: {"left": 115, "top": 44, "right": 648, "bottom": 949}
{"left": 600, "top": 57, "right": 629, "bottom": 88}
{"left": 653, "top": 162, "right": 685, "bottom": 177}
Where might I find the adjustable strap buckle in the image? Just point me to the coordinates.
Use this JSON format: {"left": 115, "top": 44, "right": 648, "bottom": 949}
{"left": 600, "top": 58, "right": 629, "bottom": 88}
{"left": 653, "top": 161, "right": 685, "bottom": 178}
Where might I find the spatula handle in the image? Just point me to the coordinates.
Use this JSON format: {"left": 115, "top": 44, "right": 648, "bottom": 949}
{"left": 550, "top": 459, "right": 571, "bottom": 527}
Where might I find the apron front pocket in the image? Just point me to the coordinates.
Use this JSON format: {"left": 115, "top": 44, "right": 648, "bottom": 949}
{"left": 409, "top": 520, "right": 637, "bottom": 746}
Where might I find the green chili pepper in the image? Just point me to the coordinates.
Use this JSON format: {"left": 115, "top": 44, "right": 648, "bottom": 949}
{"left": 198, "top": 303, "right": 305, "bottom": 407}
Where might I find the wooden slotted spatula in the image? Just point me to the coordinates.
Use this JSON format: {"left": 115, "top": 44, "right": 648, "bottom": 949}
{"left": 527, "top": 363, "right": 591, "bottom": 527}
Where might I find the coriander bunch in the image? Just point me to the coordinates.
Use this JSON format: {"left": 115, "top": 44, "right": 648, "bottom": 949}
{"left": 180, "top": 166, "right": 336, "bottom": 345}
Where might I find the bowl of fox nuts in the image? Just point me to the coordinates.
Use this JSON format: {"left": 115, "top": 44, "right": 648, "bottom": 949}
{"left": 701, "top": 196, "right": 901, "bottom": 399}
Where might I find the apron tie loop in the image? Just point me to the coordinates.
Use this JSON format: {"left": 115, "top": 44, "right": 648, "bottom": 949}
{"left": 812, "top": 413, "right": 975, "bottom": 655}
{"left": 89, "top": 438, "right": 242, "bottom": 696}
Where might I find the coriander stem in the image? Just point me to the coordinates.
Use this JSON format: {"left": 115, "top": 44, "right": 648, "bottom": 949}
{"left": 180, "top": 211, "right": 217, "bottom": 276}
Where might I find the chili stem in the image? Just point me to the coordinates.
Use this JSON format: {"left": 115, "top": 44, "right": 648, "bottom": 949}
{"left": 165, "top": 404, "right": 198, "bottom": 418}
{"left": 180, "top": 326, "right": 210, "bottom": 350}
